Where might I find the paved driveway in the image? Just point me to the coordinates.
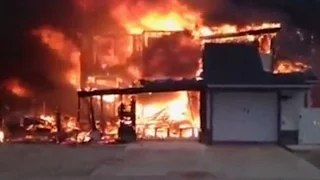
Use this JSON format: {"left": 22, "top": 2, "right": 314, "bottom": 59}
{"left": 0, "top": 141, "right": 319, "bottom": 180}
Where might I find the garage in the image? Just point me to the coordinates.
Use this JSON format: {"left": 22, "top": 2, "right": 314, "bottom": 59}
{"left": 212, "top": 92, "right": 278, "bottom": 142}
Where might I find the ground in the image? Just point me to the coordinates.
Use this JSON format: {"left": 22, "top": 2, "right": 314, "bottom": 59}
{"left": 0, "top": 141, "right": 320, "bottom": 180}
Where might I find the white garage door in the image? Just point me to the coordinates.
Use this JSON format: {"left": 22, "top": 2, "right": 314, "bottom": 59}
{"left": 212, "top": 92, "right": 278, "bottom": 142}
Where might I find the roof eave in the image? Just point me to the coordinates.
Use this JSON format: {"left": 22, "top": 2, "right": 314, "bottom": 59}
{"left": 207, "top": 84, "right": 314, "bottom": 89}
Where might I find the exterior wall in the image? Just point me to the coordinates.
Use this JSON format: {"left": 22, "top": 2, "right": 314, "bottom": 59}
{"left": 299, "top": 108, "right": 320, "bottom": 144}
{"left": 306, "top": 89, "right": 313, "bottom": 107}
{"left": 200, "top": 88, "right": 310, "bottom": 145}
{"left": 199, "top": 90, "right": 212, "bottom": 144}
{"left": 280, "top": 90, "right": 306, "bottom": 130}
{"left": 310, "top": 85, "right": 320, "bottom": 107}
{"left": 279, "top": 90, "right": 306, "bottom": 144}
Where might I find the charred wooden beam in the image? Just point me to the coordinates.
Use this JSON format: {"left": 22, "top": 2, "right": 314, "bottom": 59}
{"left": 201, "top": 27, "right": 281, "bottom": 40}
{"left": 100, "top": 95, "right": 105, "bottom": 132}
{"left": 55, "top": 107, "right": 62, "bottom": 134}
{"left": 77, "top": 97, "right": 81, "bottom": 122}
{"left": 22, "top": 117, "right": 46, "bottom": 127}
{"left": 89, "top": 97, "right": 97, "bottom": 131}
{"left": 130, "top": 96, "right": 136, "bottom": 127}
{"left": 55, "top": 107, "right": 65, "bottom": 143}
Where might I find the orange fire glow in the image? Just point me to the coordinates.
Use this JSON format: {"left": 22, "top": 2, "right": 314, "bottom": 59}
{"left": 273, "top": 60, "right": 311, "bottom": 74}
{"left": 0, "top": 130, "right": 4, "bottom": 143}
{"left": 111, "top": 0, "right": 280, "bottom": 38}
{"left": 112, "top": 0, "right": 201, "bottom": 34}
{"left": 4, "top": 79, "right": 30, "bottom": 97}
{"left": 32, "top": 27, "right": 81, "bottom": 88}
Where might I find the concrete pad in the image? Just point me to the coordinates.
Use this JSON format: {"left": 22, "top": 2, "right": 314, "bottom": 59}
{"left": 0, "top": 142, "right": 319, "bottom": 180}
{"left": 295, "top": 150, "right": 320, "bottom": 170}
{"left": 115, "top": 142, "right": 207, "bottom": 176}
{"left": 205, "top": 145, "right": 320, "bottom": 179}
{"left": 287, "top": 144, "right": 320, "bottom": 151}
{"left": 94, "top": 142, "right": 320, "bottom": 179}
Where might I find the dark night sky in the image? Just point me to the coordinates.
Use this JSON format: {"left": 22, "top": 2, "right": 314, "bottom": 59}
{"left": 1, "top": 0, "right": 320, "bottom": 110}
{"left": 1, "top": 0, "right": 82, "bottom": 111}
{"left": 2, "top": 0, "right": 78, "bottom": 80}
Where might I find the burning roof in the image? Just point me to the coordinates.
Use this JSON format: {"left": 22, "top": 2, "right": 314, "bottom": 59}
{"left": 202, "top": 42, "right": 317, "bottom": 85}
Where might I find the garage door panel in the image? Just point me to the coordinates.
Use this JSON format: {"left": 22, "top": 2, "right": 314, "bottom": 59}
{"left": 212, "top": 92, "right": 278, "bottom": 142}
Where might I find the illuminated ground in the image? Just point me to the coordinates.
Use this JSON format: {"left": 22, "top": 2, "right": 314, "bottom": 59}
{"left": 0, "top": 141, "right": 319, "bottom": 180}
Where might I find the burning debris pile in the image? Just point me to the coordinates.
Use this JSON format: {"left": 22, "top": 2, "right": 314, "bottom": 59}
{"left": 0, "top": 0, "right": 314, "bottom": 144}
{"left": 0, "top": 109, "right": 89, "bottom": 144}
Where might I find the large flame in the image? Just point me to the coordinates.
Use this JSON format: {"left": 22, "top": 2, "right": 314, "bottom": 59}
{"left": 21, "top": 0, "right": 283, "bottom": 143}
{"left": 111, "top": 0, "right": 280, "bottom": 38}
{"left": 136, "top": 91, "right": 199, "bottom": 138}
{"left": 32, "top": 1, "right": 281, "bottom": 89}
{"left": 112, "top": 0, "right": 201, "bottom": 34}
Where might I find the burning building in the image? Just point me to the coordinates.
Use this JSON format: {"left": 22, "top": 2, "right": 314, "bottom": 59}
{"left": 0, "top": 0, "right": 316, "bottom": 145}
{"left": 76, "top": 24, "right": 316, "bottom": 144}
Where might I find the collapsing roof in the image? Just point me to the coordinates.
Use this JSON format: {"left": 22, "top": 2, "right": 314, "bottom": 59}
{"left": 202, "top": 43, "right": 317, "bottom": 85}
{"left": 78, "top": 42, "right": 317, "bottom": 98}
{"left": 78, "top": 79, "right": 203, "bottom": 97}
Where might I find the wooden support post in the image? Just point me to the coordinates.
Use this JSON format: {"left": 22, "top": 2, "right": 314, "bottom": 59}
{"left": 100, "top": 95, "right": 105, "bottom": 134}
{"left": 89, "top": 97, "right": 97, "bottom": 131}
{"left": 55, "top": 106, "right": 63, "bottom": 143}
{"left": 199, "top": 89, "right": 207, "bottom": 142}
{"left": 187, "top": 91, "right": 195, "bottom": 122}
{"left": 142, "top": 128, "right": 145, "bottom": 138}
{"left": 0, "top": 109, "right": 3, "bottom": 129}
{"left": 77, "top": 97, "right": 81, "bottom": 122}
{"left": 56, "top": 107, "right": 62, "bottom": 132}
{"left": 42, "top": 102, "right": 46, "bottom": 115}
{"left": 155, "top": 128, "right": 157, "bottom": 138}
{"left": 130, "top": 96, "right": 136, "bottom": 127}
{"left": 271, "top": 36, "right": 276, "bottom": 71}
